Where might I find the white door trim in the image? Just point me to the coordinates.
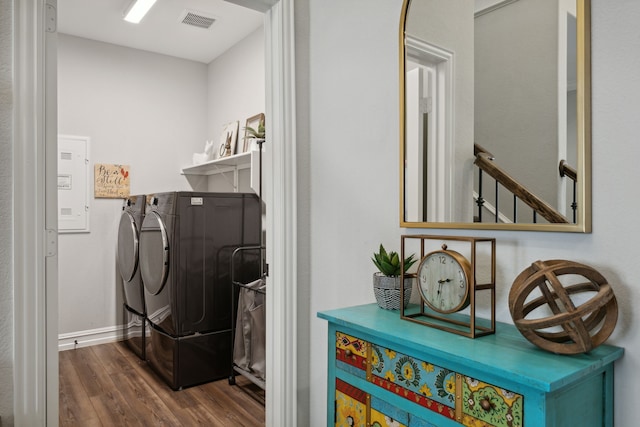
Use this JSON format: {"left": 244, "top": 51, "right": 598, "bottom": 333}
{"left": 13, "top": 0, "right": 59, "bottom": 425}
{"left": 263, "top": 1, "right": 298, "bottom": 425}
{"left": 14, "top": 0, "right": 298, "bottom": 425}
{"left": 406, "top": 36, "right": 455, "bottom": 222}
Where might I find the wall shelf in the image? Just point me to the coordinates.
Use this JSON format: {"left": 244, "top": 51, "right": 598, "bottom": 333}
{"left": 181, "top": 150, "right": 262, "bottom": 195}
{"left": 181, "top": 151, "right": 253, "bottom": 176}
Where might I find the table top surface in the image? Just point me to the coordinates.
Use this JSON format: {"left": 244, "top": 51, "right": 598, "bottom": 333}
{"left": 318, "top": 303, "right": 624, "bottom": 392}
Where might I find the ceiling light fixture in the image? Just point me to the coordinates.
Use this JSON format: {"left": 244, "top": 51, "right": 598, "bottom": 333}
{"left": 123, "top": 0, "right": 158, "bottom": 24}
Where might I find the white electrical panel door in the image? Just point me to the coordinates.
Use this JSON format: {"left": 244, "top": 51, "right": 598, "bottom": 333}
{"left": 58, "top": 135, "right": 90, "bottom": 233}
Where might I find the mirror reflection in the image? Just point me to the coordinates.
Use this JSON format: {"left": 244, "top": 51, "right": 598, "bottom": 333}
{"left": 401, "top": 0, "right": 590, "bottom": 232}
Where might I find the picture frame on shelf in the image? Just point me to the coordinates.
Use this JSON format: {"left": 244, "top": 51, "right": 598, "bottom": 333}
{"left": 243, "top": 113, "right": 265, "bottom": 152}
{"left": 218, "top": 120, "right": 239, "bottom": 158}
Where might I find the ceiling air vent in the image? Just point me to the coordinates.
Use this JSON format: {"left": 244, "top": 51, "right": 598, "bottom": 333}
{"left": 179, "top": 10, "right": 216, "bottom": 30}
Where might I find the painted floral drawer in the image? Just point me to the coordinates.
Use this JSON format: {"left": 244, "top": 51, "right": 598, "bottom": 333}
{"left": 370, "top": 395, "right": 409, "bottom": 427}
{"left": 336, "top": 378, "right": 368, "bottom": 427}
{"left": 335, "top": 379, "right": 437, "bottom": 427}
{"left": 336, "top": 331, "right": 368, "bottom": 376}
{"left": 369, "top": 343, "right": 457, "bottom": 422}
{"left": 459, "top": 375, "right": 523, "bottom": 427}
{"left": 335, "top": 332, "right": 523, "bottom": 426}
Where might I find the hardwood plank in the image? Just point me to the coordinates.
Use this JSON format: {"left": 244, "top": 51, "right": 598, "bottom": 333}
{"left": 65, "top": 347, "right": 115, "bottom": 398}
{"left": 190, "top": 378, "right": 265, "bottom": 426}
{"left": 60, "top": 342, "right": 265, "bottom": 427}
{"left": 115, "top": 347, "right": 202, "bottom": 411}
{"left": 110, "top": 369, "right": 183, "bottom": 426}
{"left": 58, "top": 350, "right": 101, "bottom": 427}
{"left": 130, "top": 362, "right": 231, "bottom": 425}
{"left": 89, "top": 392, "right": 144, "bottom": 427}
{"left": 67, "top": 347, "right": 143, "bottom": 426}
{"left": 59, "top": 416, "right": 103, "bottom": 427}
{"left": 90, "top": 340, "right": 138, "bottom": 375}
{"left": 231, "top": 375, "right": 266, "bottom": 407}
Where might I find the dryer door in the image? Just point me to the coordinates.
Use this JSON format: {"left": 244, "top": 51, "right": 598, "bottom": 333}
{"left": 117, "top": 211, "right": 139, "bottom": 282}
{"left": 139, "top": 211, "right": 170, "bottom": 295}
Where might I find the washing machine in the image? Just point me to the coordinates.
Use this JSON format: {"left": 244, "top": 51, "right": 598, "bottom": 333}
{"left": 116, "top": 194, "right": 147, "bottom": 360}
{"left": 139, "top": 192, "right": 261, "bottom": 390}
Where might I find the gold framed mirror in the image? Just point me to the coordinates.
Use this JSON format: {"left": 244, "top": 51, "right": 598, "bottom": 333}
{"left": 400, "top": 0, "right": 591, "bottom": 232}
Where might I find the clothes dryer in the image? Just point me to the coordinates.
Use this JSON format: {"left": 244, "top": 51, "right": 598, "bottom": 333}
{"left": 116, "top": 194, "right": 147, "bottom": 359}
{"left": 139, "top": 192, "right": 261, "bottom": 390}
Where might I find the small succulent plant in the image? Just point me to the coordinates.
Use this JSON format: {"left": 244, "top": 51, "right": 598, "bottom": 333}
{"left": 372, "top": 244, "right": 417, "bottom": 277}
{"left": 244, "top": 117, "right": 265, "bottom": 139}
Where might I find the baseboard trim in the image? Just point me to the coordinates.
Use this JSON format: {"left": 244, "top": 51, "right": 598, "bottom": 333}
{"left": 58, "top": 325, "right": 123, "bottom": 351}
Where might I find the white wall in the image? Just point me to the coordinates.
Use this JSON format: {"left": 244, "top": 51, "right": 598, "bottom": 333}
{"left": 208, "top": 27, "right": 265, "bottom": 141}
{"left": 306, "top": 0, "right": 640, "bottom": 426}
{"left": 307, "top": 0, "right": 403, "bottom": 419}
{"left": 0, "top": 0, "right": 13, "bottom": 422}
{"left": 57, "top": 34, "right": 208, "bottom": 335}
{"left": 203, "top": 26, "right": 266, "bottom": 193}
{"left": 407, "top": 0, "right": 475, "bottom": 221}
{"left": 295, "top": 0, "right": 312, "bottom": 423}
{"left": 475, "top": 0, "right": 559, "bottom": 214}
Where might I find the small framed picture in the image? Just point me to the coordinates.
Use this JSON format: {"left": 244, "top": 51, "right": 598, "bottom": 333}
{"left": 218, "top": 121, "right": 239, "bottom": 157}
{"left": 243, "top": 113, "right": 265, "bottom": 152}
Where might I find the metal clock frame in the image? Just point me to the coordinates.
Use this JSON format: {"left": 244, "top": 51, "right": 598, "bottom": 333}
{"left": 401, "top": 234, "right": 496, "bottom": 338}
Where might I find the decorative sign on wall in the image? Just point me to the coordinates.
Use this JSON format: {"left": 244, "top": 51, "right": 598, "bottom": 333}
{"left": 94, "top": 163, "right": 130, "bottom": 198}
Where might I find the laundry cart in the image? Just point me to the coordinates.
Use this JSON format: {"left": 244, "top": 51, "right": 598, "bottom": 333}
{"left": 229, "top": 138, "right": 266, "bottom": 390}
{"left": 229, "top": 247, "right": 266, "bottom": 389}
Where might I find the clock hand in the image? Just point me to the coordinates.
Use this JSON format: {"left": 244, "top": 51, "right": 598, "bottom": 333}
{"left": 436, "top": 278, "right": 452, "bottom": 304}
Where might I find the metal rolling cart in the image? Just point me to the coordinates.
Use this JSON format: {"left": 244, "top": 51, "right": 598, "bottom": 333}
{"left": 229, "top": 138, "right": 266, "bottom": 390}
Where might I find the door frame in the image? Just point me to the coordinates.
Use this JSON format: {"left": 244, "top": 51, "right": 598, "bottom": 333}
{"left": 12, "top": 0, "right": 298, "bottom": 425}
{"left": 13, "top": 0, "right": 59, "bottom": 425}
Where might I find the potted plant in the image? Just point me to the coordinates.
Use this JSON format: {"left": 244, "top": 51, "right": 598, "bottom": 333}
{"left": 244, "top": 117, "right": 265, "bottom": 140}
{"left": 243, "top": 116, "right": 265, "bottom": 152}
{"left": 372, "top": 244, "right": 417, "bottom": 310}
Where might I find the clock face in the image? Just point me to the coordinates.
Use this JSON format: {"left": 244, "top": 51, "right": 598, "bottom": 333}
{"left": 417, "top": 251, "right": 470, "bottom": 313}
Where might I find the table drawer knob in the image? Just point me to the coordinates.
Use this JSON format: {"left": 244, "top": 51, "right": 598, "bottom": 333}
{"left": 480, "top": 397, "right": 494, "bottom": 412}
{"left": 345, "top": 349, "right": 353, "bottom": 358}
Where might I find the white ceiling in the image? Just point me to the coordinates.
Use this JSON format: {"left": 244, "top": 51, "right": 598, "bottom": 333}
{"left": 57, "top": 0, "right": 264, "bottom": 64}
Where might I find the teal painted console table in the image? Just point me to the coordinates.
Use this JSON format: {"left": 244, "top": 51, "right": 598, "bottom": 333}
{"left": 318, "top": 304, "right": 623, "bottom": 427}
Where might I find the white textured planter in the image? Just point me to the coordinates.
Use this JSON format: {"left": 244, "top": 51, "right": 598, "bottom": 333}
{"left": 372, "top": 272, "right": 413, "bottom": 310}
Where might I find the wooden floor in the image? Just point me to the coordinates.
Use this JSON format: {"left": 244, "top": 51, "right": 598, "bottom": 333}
{"left": 59, "top": 341, "right": 265, "bottom": 426}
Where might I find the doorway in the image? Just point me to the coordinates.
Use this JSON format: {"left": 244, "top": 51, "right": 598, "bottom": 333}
{"left": 12, "top": 0, "right": 298, "bottom": 425}
{"left": 55, "top": 0, "right": 266, "bottom": 351}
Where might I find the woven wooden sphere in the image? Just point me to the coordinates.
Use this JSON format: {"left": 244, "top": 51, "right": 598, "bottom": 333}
{"left": 509, "top": 259, "right": 618, "bottom": 355}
